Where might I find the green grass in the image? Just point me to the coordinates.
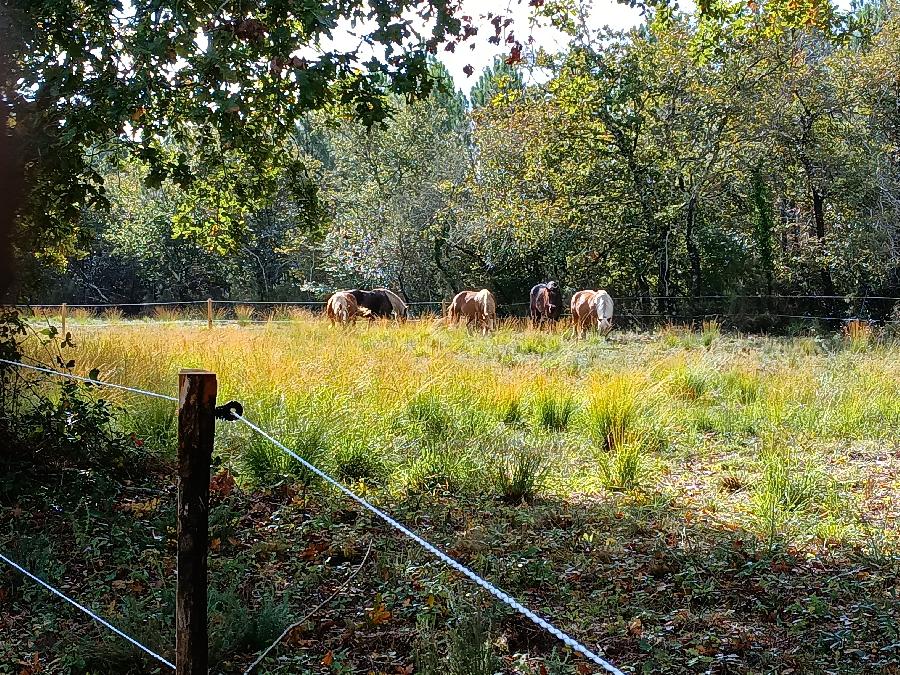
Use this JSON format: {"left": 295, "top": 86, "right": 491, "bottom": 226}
{"left": 7, "top": 315, "right": 900, "bottom": 673}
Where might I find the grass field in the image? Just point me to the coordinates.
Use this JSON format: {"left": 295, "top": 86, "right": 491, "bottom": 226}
{"left": 3, "top": 316, "right": 899, "bottom": 674}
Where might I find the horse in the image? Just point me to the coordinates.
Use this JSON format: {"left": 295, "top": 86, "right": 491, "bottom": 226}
{"left": 348, "top": 289, "right": 395, "bottom": 320}
{"left": 475, "top": 289, "right": 497, "bottom": 335}
{"left": 372, "top": 288, "right": 408, "bottom": 322}
{"left": 448, "top": 289, "right": 496, "bottom": 335}
{"left": 325, "top": 291, "right": 358, "bottom": 327}
{"left": 571, "top": 289, "right": 614, "bottom": 339}
{"left": 529, "top": 281, "right": 562, "bottom": 328}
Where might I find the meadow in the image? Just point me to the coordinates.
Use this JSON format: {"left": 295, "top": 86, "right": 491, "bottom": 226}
{"left": 3, "top": 313, "right": 899, "bottom": 674}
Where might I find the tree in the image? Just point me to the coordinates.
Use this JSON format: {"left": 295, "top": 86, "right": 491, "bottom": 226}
{"left": 320, "top": 61, "right": 470, "bottom": 300}
{"left": 469, "top": 57, "right": 525, "bottom": 108}
{"left": 0, "top": 0, "right": 482, "bottom": 298}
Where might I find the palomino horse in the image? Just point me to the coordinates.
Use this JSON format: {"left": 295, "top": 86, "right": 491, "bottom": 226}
{"left": 529, "top": 281, "right": 562, "bottom": 328}
{"left": 326, "top": 291, "right": 358, "bottom": 327}
{"left": 571, "top": 289, "right": 614, "bottom": 339}
{"left": 448, "top": 289, "right": 497, "bottom": 335}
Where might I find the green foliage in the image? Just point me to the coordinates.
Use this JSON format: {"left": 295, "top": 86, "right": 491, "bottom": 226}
{"left": 6, "top": 0, "right": 478, "bottom": 277}
{"left": 334, "top": 443, "right": 388, "bottom": 487}
{"left": 239, "top": 420, "right": 329, "bottom": 489}
{"left": 415, "top": 610, "right": 501, "bottom": 675}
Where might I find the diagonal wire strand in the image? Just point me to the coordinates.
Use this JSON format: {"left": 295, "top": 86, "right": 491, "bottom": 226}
{"left": 0, "top": 553, "right": 175, "bottom": 670}
{"left": 0, "top": 358, "right": 177, "bottom": 401}
{"left": 232, "top": 413, "right": 624, "bottom": 675}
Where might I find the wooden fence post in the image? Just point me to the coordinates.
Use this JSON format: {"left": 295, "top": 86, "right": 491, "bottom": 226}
{"left": 61, "top": 303, "right": 67, "bottom": 336}
{"left": 176, "top": 370, "right": 217, "bottom": 675}
{"left": 207, "top": 299, "right": 213, "bottom": 330}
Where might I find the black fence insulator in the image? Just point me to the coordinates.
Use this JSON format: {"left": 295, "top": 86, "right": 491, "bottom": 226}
{"left": 214, "top": 401, "right": 244, "bottom": 421}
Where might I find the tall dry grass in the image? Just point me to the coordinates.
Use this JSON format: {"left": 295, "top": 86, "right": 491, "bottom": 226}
{"left": 17, "top": 315, "right": 900, "bottom": 549}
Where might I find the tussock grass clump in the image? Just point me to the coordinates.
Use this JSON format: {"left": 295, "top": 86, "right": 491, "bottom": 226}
{"left": 752, "top": 433, "right": 827, "bottom": 539}
{"left": 239, "top": 419, "right": 329, "bottom": 488}
{"left": 234, "top": 304, "right": 256, "bottom": 323}
{"left": 595, "top": 435, "right": 648, "bottom": 491}
{"left": 490, "top": 437, "right": 550, "bottom": 503}
{"left": 584, "top": 374, "right": 640, "bottom": 452}
{"left": 533, "top": 389, "right": 578, "bottom": 432}
{"left": 152, "top": 305, "right": 183, "bottom": 322}
{"left": 496, "top": 393, "right": 525, "bottom": 428}
{"left": 700, "top": 319, "right": 720, "bottom": 347}
{"left": 415, "top": 611, "right": 500, "bottom": 675}
{"left": 843, "top": 319, "right": 874, "bottom": 352}
{"left": 69, "top": 307, "right": 96, "bottom": 322}
{"left": 584, "top": 374, "right": 659, "bottom": 491}
{"left": 102, "top": 307, "right": 125, "bottom": 322}
{"left": 402, "top": 445, "right": 481, "bottom": 495}
{"left": 720, "top": 367, "right": 762, "bottom": 404}
{"left": 401, "top": 389, "right": 455, "bottom": 440}
{"left": 334, "top": 442, "right": 388, "bottom": 487}
{"left": 516, "top": 333, "right": 562, "bottom": 355}
{"left": 668, "top": 365, "right": 712, "bottom": 401}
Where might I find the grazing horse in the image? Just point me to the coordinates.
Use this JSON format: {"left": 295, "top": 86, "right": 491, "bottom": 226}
{"left": 571, "top": 289, "right": 614, "bottom": 339}
{"left": 448, "top": 289, "right": 496, "bottom": 335}
{"left": 326, "top": 291, "right": 358, "bottom": 327}
{"left": 372, "top": 288, "right": 408, "bottom": 322}
{"left": 475, "top": 289, "right": 497, "bottom": 335}
{"left": 529, "top": 281, "right": 562, "bottom": 328}
{"left": 349, "top": 289, "right": 395, "bottom": 320}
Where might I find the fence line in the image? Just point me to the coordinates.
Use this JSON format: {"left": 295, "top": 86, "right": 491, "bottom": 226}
{"left": 233, "top": 412, "right": 624, "bottom": 675}
{"left": 12, "top": 293, "right": 900, "bottom": 310}
{"left": 4, "top": 358, "right": 625, "bottom": 674}
{"left": 0, "top": 552, "right": 175, "bottom": 670}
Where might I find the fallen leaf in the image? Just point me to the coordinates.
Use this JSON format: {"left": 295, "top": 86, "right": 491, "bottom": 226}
{"left": 321, "top": 650, "right": 334, "bottom": 666}
{"left": 368, "top": 601, "right": 391, "bottom": 626}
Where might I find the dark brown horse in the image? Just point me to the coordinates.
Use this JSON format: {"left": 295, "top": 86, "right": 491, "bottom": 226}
{"left": 348, "top": 289, "right": 395, "bottom": 320}
{"left": 529, "top": 281, "right": 562, "bottom": 328}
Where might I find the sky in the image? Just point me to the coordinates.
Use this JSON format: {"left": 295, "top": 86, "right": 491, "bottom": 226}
{"left": 438, "top": 0, "right": 646, "bottom": 91}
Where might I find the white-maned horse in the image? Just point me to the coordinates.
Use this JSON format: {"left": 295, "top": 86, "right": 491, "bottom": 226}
{"left": 570, "top": 289, "right": 614, "bottom": 339}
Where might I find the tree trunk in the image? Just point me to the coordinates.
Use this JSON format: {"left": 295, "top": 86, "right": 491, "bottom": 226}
{"left": 686, "top": 195, "right": 701, "bottom": 299}
{"left": 811, "top": 187, "right": 835, "bottom": 297}
{"left": 656, "top": 223, "right": 671, "bottom": 315}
